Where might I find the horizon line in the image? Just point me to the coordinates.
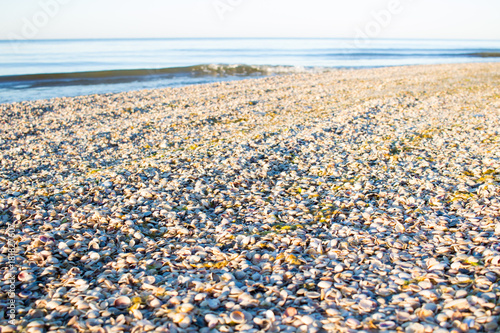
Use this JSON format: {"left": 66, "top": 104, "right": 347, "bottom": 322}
{"left": 2, "top": 37, "right": 500, "bottom": 42}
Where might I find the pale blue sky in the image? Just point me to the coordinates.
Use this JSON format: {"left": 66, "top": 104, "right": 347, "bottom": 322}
{"left": 1, "top": 0, "right": 499, "bottom": 40}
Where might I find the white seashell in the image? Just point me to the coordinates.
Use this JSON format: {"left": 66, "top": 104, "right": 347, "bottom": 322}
{"left": 317, "top": 281, "right": 332, "bottom": 289}
{"left": 205, "top": 314, "right": 218, "bottom": 323}
{"left": 305, "top": 291, "right": 320, "bottom": 299}
{"left": 456, "top": 274, "right": 472, "bottom": 283}
{"left": 179, "top": 315, "right": 192, "bottom": 328}
{"left": 113, "top": 296, "right": 131, "bottom": 309}
{"left": 444, "top": 298, "right": 470, "bottom": 310}
{"left": 358, "top": 299, "right": 376, "bottom": 312}
{"left": 178, "top": 303, "right": 194, "bottom": 313}
{"left": 266, "top": 310, "right": 276, "bottom": 322}
{"left": 242, "top": 236, "right": 251, "bottom": 246}
{"left": 46, "top": 300, "right": 60, "bottom": 310}
{"left": 418, "top": 280, "right": 432, "bottom": 289}
{"left": 27, "top": 321, "right": 45, "bottom": 328}
{"left": 148, "top": 297, "right": 161, "bottom": 308}
{"left": 88, "top": 252, "right": 100, "bottom": 260}
{"left": 299, "top": 315, "right": 314, "bottom": 326}
{"left": 103, "top": 180, "right": 113, "bottom": 188}
{"left": 58, "top": 242, "right": 69, "bottom": 250}
{"left": 345, "top": 318, "right": 360, "bottom": 329}
{"left": 436, "top": 313, "right": 448, "bottom": 323}
{"left": 396, "top": 311, "right": 411, "bottom": 322}
{"left": 188, "top": 255, "right": 201, "bottom": 263}
{"left": 405, "top": 322, "right": 425, "bottom": 333}
{"left": 428, "top": 263, "right": 447, "bottom": 271}
{"left": 132, "top": 309, "right": 143, "bottom": 320}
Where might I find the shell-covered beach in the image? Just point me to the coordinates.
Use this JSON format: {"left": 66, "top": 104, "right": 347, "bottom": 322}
{"left": 1, "top": 63, "right": 500, "bottom": 332}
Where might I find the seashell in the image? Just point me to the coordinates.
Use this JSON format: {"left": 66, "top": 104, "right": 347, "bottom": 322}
{"left": 242, "top": 236, "right": 251, "bottom": 246}
{"left": 221, "top": 272, "right": 235, "bottom": 282}
{"left": 230, "top": 311, "right": 246, "bottom": 324}
{"left": 132, "top": 309, "right": 143, "bottom": 320}
{"left": 488, "top": 255, "right": 500, "bottom": 265}
{"left": 416, "top": 308, "right": 433, "bottom": 319}
{"left": 178, "top": 303, "right": 194, "bottom": 313}
{"left": 148, "top": 297, "right": 161, "bottom": 308}
{"left": 345, "top": 318, "right": 360, "bottom": 329}
{"left": 207, "top": 299, "right": 220, "bottom": 310}
{"left": 444, "top": 298, "right": 469, "bottom": 310}
{"left": 456, "top": 274, "right": 472, "bottom": 283}
{"left": 405, "top": 322, "right": 424, "bottom": 333}
{"left": 142, "top": 276, "right": 156, "bottom": 284}
{"left": 88, "top": 252, "right": 100, "bottom": 260}
{"left": 113, "top": 296, "right": 131, "bottom": 309}
{"left": 305, "top": 291, "right": 321, "bottom": 299}
{"left": 299, "top": 315, "right": 314, "bottom": 326}
{"left": 379, "top": 321, "right": 396, "bottom": 330}
{"left": 18, "top": 272, "right": 35, "bottom": 282}
{"left": 418, "top": 290, "right": 438, "bottom": 301}
{"left": 58, "top": 242, "right": 69, "bottom": 250}
{"left": 358, "top": 299, "right": 376, "bottom": 312}
{"left": 27, "top": 321, "right": 45, "bottom": 328}
{"left": 0, "top": 325, "right": 16, "bottom": 333}
{"left": 377, "top": 288, "right": 394, "bottom": 297}
{"left": 317, "top": 281, "right": 332, "bottom": 289}
{"left": 422, "top": 303, "right": 437, "bottom": 312}
{"left": 253, "top": 317, "right": 272, "bottom": 330}
{"left": 86, "top": 310, "right": 99, "bottom": 319}
{"left": 126, "top": 256, "right": 138, "bottom": 264}
{"left": 46, "top": 300, "right": 61, "bottom": 310}
{"left": 284, "top": 307, "right": 297, "bottom": 318}
{"left": 418, "top": 280, "right": 432, "bottom": 289}
{"left": 455, "top": 289, "right": 468, "bottom": 298}
{"left": 436, "top": 313, "right": 448, "bottom": 323}
{"left": 178, "top": 315, "right": 192, "bottom": 328}
{"left": 266, "top": 310, "right": 276, "bottom": 322}
{"left": 205, "top": 313, "right": 218, "bottom": 323}
{"left": 428, "top": 263, "right": 447, "bottom": 271}
{"left": 208, "top": 273, "right": 220, "bottom": 282}
{"left": 103, "top": 180, "right": 113, "bottom": 188}
{"left": 172, "top": 312, "right": 192, "bottom": 328}
{"left": 396, "top": 311, "right": 411, "bottom": 322}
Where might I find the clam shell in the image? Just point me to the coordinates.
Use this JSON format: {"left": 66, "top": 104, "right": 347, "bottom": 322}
{"left": 113, "top": 296, "right": 131, "bottom": 309}
{"left": 284, "top": 307, "right": 297, "bottom": 318}
{"left": 18, "top": 272, "right": 35, "bottom": 282}
{"left": 230, "top": 310, "right": 246, "bottom": 324}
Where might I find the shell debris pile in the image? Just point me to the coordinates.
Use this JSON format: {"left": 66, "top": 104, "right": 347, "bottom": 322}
{"left": 1, "top": 63, "right": 500, "bottom": 332}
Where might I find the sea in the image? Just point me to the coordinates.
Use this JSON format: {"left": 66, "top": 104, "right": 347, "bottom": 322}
{"left": 1, "top": 38, "right": 500, "bottom": 104}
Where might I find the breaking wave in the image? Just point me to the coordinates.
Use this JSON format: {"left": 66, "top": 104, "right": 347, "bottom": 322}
{"left": 0, "top": 64, "right": 320, "bottom": 88}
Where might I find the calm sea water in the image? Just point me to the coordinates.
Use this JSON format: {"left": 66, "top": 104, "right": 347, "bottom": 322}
{"left": 1, "top": 38, "right": 499, "bottom": 104}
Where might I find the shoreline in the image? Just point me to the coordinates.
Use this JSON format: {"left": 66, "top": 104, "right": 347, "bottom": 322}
{"left": 2, "top": 60, "right": 500, "bottom": 105}
{"left": 1, "top": 62, "right": 500, "bottom": 332}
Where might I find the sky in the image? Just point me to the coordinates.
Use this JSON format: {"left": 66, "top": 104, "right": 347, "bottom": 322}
{"left": 1, "top": 0, "right": 500, "bottom": 40}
